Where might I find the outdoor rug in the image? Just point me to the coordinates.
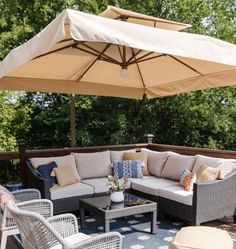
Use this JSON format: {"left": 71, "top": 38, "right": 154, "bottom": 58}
{"left": 81, "top": 214, "right": 184, "bottom": 249}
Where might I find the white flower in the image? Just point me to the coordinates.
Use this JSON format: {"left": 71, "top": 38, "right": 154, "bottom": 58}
{"left": 130, "top": 245, "right": 144, "bottom": 249}
{"left": 163, "top": 236, "right": 173, "bottom": 242}
{"left": 120, "top": 226, "right": 132, "bottom": 231}
{"left": 138, "top": 235, "right": 150, "bottom": 240}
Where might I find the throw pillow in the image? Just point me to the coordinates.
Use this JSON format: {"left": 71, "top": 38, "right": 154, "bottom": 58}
{"left": 196, "top": 165, "right": 222, "bottom": 183}
{"left": 180, "top": 169, "right": 196, "bottom": 191}
{"left": 123, "top": 152, "right": 149, "bottom": 176}
{"left": 113, "top": 160, "right": 143, "bottom": 178}
{"left": 54, "top": 166, "right": 77, "bottom": 187}
{"left": 37, "top": 161, "right": 58, "bottom": 188}
{"left": 0, "top": 185, "right": 17, "bottom": 210}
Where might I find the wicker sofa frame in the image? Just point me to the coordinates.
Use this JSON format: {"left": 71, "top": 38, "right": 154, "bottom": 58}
{"left": 22, "top": 142, "right": 236, "bottom": 224}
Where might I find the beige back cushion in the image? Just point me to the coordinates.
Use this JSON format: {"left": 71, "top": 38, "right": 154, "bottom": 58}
{"left": 192, "top": 154, "right": 236, "bottom": 177}
{"left": 30, "top": 155, "right": 80, "bottom": 181}
{"left": 141, "top": 148, "right": 171, "bottom": 177}
{"left": 73, "top": 151, "right": 111, "bottom": 179}
{"left": 110, "top": 149, "right": 136, "bottom": 162}
{"left": 161, "top": 154, "right": 195, "bottom": 181}
{"left": 123, "top": 152, "right": 149, "bottom": 176}
{"left": 54, "top": 166, "right": 77, "bottom": 187}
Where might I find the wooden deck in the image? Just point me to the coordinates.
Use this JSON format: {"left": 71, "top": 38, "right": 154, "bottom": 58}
{"left": 5, "top": 218, "right": 235, "bottom": 248}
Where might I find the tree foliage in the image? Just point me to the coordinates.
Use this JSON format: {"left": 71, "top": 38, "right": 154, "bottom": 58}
{"left": 0, "top": 0, "right": 236, "bottom": 152}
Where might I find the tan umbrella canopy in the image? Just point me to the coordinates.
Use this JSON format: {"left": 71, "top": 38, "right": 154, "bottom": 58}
{"left": 0, "top": 9, "right": 236, "bottom": 99}
{"left": 99, "top": 5, "right": 191, "bottom": 31}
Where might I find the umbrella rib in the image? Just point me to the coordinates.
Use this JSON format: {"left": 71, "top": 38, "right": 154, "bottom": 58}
{"left": 34, "top": 42, "right": 75, "bottom": 59}
{"left": 129, "top": 54, "right": 165, "bottom": 65}
{"left": 117, "top": 45, "right": 123, "bottom": 62}
{"left": 76, "top": 44, "right": 111, "bottom": 81}
{"left": 131, "top": 48, "right": 146, "bottom": 88}
{"left": 127, "top": 49, "right": 142, "bottom": 64}
{"left": 128, "top": 51, "right": 154, "bottom": 65}
{"left": 168, "top": 55, "right": 204, "bottom": 75}
{"left": 80, "top": 43, "right": 121, "bottom": 65}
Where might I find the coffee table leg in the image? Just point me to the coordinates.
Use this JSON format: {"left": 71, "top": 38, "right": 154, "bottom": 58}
{"left": 104, "top": 219, "right": 110, "bottom": 233}
{"left": 79, "top": 206, "right": 86, "bottom": 229}
{"left": 151, "top": 210, "right": 157, "bottom": 234}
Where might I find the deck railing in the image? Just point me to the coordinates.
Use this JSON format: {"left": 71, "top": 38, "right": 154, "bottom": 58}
{"left": 1, "top": 137, "right": 236, "bottom": 185}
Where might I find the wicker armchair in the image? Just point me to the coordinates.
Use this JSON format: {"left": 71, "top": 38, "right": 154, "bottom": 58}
{"left": 7, "top": 201, "right": 122, "bottom": 249}
{"left": 0, "top": 188, "right": 53, "bottom": 249}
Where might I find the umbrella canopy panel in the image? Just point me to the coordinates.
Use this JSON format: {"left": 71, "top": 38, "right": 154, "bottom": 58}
{"left": 0, "top": 9, "right": 236, "bottom": 99}
{"left": 99, "top": 5, "right": 191, "bottom": 31}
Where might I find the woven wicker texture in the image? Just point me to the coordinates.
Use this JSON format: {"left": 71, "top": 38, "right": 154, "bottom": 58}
{"left": 7, "top": 201, "right": 122, "bottom": 249}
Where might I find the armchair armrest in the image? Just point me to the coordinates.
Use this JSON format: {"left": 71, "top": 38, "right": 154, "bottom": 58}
{"left": 193, "top": 172, "right": 236, "bottom": 224}
{"left": 70, "top": 232, "right": 122, "bottom": 249}
{"left": 12, "top": 189, "right": 41, "bottom": 202}
{"left": 47, "top": 213, "right": 78, "bottom": 238}
{"left": 26, "top": 161, "right": 51, "bottom": 199}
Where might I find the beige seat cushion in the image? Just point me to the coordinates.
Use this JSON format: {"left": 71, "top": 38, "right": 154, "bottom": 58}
{"left": 161, "top": 154, "right": 195, "bottom": 181}
{"left": 50, "top": 182, "right": 93, "bottom": 200}
{"left": 141, "top": 149, "right": 171, "bottom": 177}
{"left": 54, "top": 166, "right": 77, "bottom": 187}
{"left": 110, "top": 149, "right": 136, "bottom": 162}
{"left": 192, "top": 154, "right": 236, "bottom": 177}
{"left": 51, "top": 233, "right": 90, "bottom": 249}
{"left": 30, "top": 155, "right": 80, "bottom": 181}
{"left": 123, "top": 152, "right": 149, "bottom": 176}
{"left": 169, "top": 226, "right": 234, "bottom": 249}
{"left": 73, "top": 151, "right": 111, "bottom": 179}
{"left": 159, "top": 185, "right": 193, "bottom": 206}
{"left": 131, "top": 176, "right": 179, "bottom": 196}
{"left": 82, "top": 178, "right": 109, "bottom": 194}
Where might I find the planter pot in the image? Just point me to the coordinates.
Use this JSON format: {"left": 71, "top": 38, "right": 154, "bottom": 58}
{"left": 110, "top": 191, "right": 124, "bottom": 203}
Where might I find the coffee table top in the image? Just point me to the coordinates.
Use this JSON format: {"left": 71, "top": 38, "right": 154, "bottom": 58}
{"left": 80, "top": 192, "right": 155, "bottom": 211}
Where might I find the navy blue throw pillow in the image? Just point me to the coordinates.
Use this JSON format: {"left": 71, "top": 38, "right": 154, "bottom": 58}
{"left": 37, "top": 161, "right": 58, "bottom": 188}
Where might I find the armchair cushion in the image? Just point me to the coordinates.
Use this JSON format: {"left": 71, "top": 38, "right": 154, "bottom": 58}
{"left": 51, "top": 233, "right": 91, "bottom": 249}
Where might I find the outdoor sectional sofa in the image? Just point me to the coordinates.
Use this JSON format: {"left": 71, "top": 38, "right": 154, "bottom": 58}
{"left": 25, "top": 146, "right": 236, "bottom": 225}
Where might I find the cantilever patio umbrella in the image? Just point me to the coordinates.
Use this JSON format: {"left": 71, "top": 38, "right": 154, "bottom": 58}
{"left": 100, "top": 5, "right": 191, "bottom": 31}
{"left": 0, "top": 9, "right": 236, "bottom": 99}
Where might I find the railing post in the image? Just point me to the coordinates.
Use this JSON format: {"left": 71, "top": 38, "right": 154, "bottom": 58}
{"left": 18, "top": 139, "right": 27, "bottom": 186}
{"left": 144, "top": 134, "right": 154, "bottom": 144}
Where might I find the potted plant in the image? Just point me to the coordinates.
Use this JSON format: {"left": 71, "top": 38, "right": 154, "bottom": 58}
{"left": 106, "top": 175, "right": 129, "bottom": 202}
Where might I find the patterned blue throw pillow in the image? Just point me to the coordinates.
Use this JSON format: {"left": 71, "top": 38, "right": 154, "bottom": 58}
{"left": 37, "top": 161, "right": 58, "bottom": 188}
{"left": 113, "top": 160, "right": 143, "bottom": 178}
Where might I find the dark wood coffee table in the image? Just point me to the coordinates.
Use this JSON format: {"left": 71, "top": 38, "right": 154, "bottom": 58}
{"left": 79, "top": 193, "right": 157, "bottom": 233}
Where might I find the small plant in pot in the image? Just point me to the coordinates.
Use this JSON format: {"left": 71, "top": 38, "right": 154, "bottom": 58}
{"left": 107, "top": 175, "right": 129, "bottom": 202}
